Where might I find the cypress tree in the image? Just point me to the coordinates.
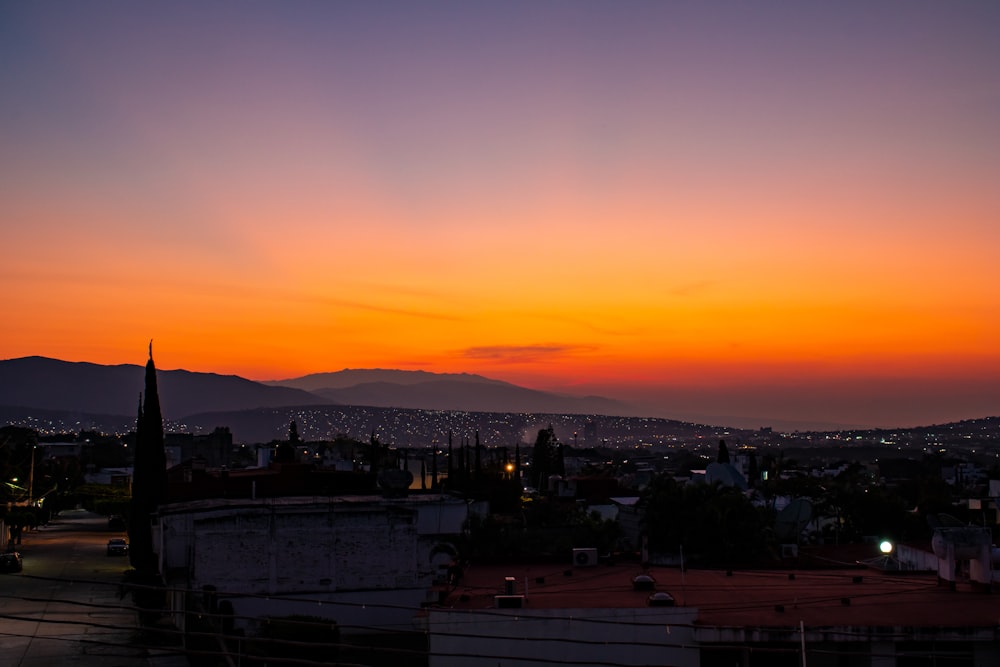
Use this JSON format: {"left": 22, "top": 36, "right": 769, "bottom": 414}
{"left": 474, "top": 430, "right": 482, "bottom": 479}
{"left": 129, "top": 342, "right": 167, "bottom": 574}
{"left": 717, "top": 439, "right": 731, "bottom": 464}
{"left": 464, "top": 437, "right": 471, "bottom": 479}
{"left": 531, "top": 427, "right": 554, "bottom": 491}
{"left": 431, "top": 445, "right": 438, "bottom": 488}
{"left": 369, "top": 430, "right": 379, "bottom": 477}
{"left": 446, "top": 431, "right": 453, "bottom": 485}
{"left": 458, "top": 437, "right": 467, "bottom": 483}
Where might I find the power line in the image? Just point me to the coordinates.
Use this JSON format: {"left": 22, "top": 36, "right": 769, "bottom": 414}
{"left": 0, "top": 573, "right": 987, "bottom": 651}
{"left": 0, "top": 569, "right": 969, "bottom": 635}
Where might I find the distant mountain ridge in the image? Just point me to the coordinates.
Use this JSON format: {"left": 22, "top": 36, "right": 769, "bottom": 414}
{"left": 0, "top": 356, "right": 325, "bottom": 418}
{"left": 267, "top": 368, "right": 505, "bottom": 391}
{"left": 1, "top": 357, "right": 997, "bottom": 439}
{"left": 268, "top": 369, "right": 627, "bottom": 415}
{"left": 0, "top": 357, "right": 627, "bottom": 421}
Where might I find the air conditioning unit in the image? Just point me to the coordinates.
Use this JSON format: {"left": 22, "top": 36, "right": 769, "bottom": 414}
{"left": 573, "top": 547, "right": 598, "bottom": 567}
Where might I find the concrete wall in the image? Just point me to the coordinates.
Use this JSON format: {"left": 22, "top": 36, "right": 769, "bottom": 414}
{"left": 157, "top": 496, "right": 468, "bottom": 634}
{"left": 187, "top": 505, "right": 423, "bottom": 592}
{"left": 227, "top": 588, "right": 431, "bottom": 635}
{"left": 426, "top": 606, "right": 699, "bottom": 667}
{"left": 156, "top": 495, "right": 468, "bottom": 631}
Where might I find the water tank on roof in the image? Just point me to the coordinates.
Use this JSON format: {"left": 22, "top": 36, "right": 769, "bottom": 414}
{"left": 931, "top": 526, "right": 990, "bottom": 560}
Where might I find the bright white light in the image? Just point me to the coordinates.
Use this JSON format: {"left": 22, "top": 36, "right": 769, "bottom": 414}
{"left": 879, "top": 540, "right": 893, "bottom": 554}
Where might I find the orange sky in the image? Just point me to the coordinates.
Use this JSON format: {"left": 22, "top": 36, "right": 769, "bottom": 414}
{"left": 2, "top": 3, "right": 999, "bottom": 428}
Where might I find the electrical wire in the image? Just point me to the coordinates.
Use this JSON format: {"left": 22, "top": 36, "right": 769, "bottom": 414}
{"left": 2, "top": 569, "right": 981, "bottom": 636}
{"left": 0, "top": 569, "right": 992, "bottom": 667}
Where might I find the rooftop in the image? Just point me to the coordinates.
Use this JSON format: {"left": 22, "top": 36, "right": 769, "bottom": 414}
{"left": 439, "top": 560, "right": 999, "bottom": 628}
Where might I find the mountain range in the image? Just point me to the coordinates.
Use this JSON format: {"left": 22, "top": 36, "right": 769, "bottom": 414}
{"left": 0, "top": 356, "right": 628, "bottom": 424}
{"left": 5, "top": 357, "right": 993, "bottom": 440}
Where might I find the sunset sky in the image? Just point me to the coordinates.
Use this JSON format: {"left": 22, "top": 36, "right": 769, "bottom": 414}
{"left": 2, "top": 2, "right": 998, "bottom": 429}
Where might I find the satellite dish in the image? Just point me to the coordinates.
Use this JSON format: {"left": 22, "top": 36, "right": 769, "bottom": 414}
{"left": 774, "top": 498, "right": 813, "bottom": 543}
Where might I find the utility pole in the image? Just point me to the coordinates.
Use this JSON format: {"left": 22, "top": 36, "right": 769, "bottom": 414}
{"left": 800, "top": 620, "right": 807, "bottom": 667}
{"left": 28, "top": 445, "right": 35, "bottom": 505}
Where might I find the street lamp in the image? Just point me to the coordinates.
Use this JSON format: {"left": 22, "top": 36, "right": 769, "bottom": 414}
{"left": 861, "top": 539, "right": 899, "bottom": 571}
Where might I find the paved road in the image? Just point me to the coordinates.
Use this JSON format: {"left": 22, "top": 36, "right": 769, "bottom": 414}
{"left": 0, "top": 508, "right": 186, "bottom": 667}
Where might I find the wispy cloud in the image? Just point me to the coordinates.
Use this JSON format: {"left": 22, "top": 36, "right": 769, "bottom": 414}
{"left": 460, "top": 344, "right": 595, "bottom": 364}
{"left": 667, "top": 280, "right": 717, "bottom": 297}
{"left": 263, "top": 287, "right": 467, "bottom": 322}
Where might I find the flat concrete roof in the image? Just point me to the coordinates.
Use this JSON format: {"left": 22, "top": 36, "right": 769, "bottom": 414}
{"left": 440, "top": 562, "right": 998, "bottom": 628}
{"left": 158, "top": 492, "right": 460, "bottom": 514}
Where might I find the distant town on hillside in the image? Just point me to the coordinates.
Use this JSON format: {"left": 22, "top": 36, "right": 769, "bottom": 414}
{"left": 3, "top": 350, "right": 999, "bottom": 667}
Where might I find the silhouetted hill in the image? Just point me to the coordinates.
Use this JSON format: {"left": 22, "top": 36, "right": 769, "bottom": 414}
{"left": 269, "top": 368, "right": 503, "bottom": 391}
{"left": 0, "top": 404, "right": 138, "bottom": 435}
{"left": 269, "top": 370, "right": 628, "bottom": 415}
{"left": 0, "top": 358, "right": 628, "bottom": 430}
{"left": 2, "top": 357, "right": 996, "bottom": 443}
{"left": 176, "top": 404, "right": 726, "bottom": 446}
{"left": 0, "top": 356, "right": 326, "bottom": 419}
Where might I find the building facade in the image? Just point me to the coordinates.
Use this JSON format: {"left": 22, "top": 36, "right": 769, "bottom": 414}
{"left": 155, "top": 493, "right": 468, "bottom": 634}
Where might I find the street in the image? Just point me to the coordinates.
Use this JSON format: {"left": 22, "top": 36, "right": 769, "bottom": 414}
{"left": 0, "top": 508, "right": 183, "bottom": 667}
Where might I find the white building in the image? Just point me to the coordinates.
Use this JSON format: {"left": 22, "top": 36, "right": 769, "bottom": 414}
{"left": 154, "top": 493, "right": 468, "bottom": 635}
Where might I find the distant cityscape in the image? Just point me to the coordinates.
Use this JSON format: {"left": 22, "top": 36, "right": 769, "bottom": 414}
{"left": 6, "top": 1, "right": 1000, "bottom": 663}
{"left": 2, "top": 354, "right": 998, "bottom": 666}
{"left": 6, "top": 401, "right": 999, "bottom": 466}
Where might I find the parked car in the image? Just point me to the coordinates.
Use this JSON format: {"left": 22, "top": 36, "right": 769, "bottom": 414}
{"left": 106, "top": 538, "right": 129, "bottom": 556}
{"left": 0, "top": 551, "right": 23, "bottom": 573}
